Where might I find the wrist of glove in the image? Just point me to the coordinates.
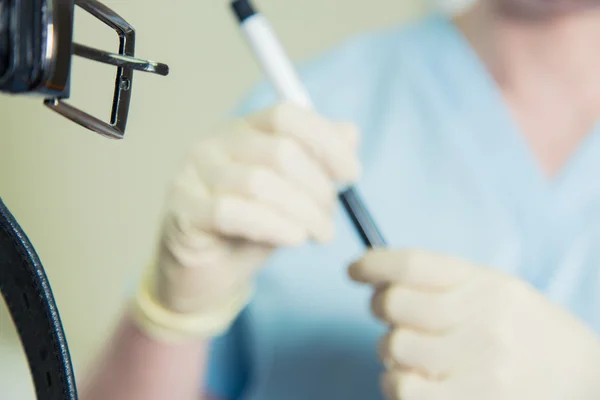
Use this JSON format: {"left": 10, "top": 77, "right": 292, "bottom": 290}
{"left": 131, "top": 263, "right": 253, "bottom": 343}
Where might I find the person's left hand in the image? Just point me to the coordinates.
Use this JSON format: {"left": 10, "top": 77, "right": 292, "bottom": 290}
{"left": 349, "top": 249, "right": 600, "bottom": 400}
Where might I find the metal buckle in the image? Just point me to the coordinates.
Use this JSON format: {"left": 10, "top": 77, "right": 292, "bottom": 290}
{"left": 44, "top": 0, "right": 169, "bottom": 139}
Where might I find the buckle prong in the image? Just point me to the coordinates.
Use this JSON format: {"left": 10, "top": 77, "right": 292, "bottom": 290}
{"left": 72, "top": 43, "right": 169, "bottom": 76}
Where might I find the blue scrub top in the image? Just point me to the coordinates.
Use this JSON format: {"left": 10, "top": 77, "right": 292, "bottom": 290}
{"left": 205, "top": 12, "right": 600, "bottom": 400}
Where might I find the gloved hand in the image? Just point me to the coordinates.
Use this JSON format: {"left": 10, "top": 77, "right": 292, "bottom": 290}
{"left": 132, "top": 103, "right": 361, "bottom": 342}
{"left": 349, "top": 249, "right": 600, "bottom": 400}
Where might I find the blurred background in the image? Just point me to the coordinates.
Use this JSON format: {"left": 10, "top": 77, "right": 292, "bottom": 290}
{"left": 0, "top": 0, "right": 472, "bottom": 397}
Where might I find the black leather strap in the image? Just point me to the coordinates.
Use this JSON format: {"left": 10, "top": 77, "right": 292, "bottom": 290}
{"left": 0, "top": 0, "right": 8, "bottom": 78}
{"left": 0, "top": 197, "right": 78, "bottom": 400}
{"left": 0, "top": 0, "right": 45, "bottom": 92}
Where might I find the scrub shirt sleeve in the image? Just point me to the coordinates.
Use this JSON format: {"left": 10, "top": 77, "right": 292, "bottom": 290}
{"left": 204, "top": 311, "right": 252, "bottom": 399}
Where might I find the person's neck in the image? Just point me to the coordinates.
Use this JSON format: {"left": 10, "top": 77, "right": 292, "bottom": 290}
{"left": 456, "top": 2, "right": 600, "bottom": 113}
{"left": 454, "top": 2, "right": 600, "bottom": 177}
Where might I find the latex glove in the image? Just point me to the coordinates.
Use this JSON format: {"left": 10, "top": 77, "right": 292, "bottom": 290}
{"left": 349, "top": 250, "right": 600, "bottom": 400}
{"left": 132, "top": 103, "right": 360, "bottom": 342}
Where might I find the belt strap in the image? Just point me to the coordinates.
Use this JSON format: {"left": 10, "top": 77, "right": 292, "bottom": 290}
{"left": 0, "top": 197, "right": 78, "bottom": 400}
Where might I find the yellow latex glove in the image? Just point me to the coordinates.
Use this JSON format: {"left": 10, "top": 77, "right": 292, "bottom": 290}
{"left": 132, "top": 103, "right": 360, "bottom": 342}
{"left": 349, "top": 250, "right": 600, "bottom": 400}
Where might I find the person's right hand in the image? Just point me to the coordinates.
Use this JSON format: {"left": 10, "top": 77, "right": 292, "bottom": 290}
{"left": 132, "top": 102, "right": 361, "bottom": 342}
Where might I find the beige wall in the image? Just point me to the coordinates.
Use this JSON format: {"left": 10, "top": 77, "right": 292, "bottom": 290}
{"left": 0, "top": 0, "right": 429, "bottom": 395}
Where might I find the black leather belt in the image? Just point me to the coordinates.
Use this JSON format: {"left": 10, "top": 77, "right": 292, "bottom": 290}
{"left": 0, "top": 1, "right": 168, "bottom": 398}
{"left": 0, "top": 197, "right": 78, "bottom": 400}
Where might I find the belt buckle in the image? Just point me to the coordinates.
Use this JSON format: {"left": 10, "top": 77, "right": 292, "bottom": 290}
{"left": 43, "top": 0, "right": 169, "bottom": 139}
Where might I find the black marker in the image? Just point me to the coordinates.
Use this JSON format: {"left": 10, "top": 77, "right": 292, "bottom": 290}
{"left": 229, "top": 0, "right": 387, "bottom": 248}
